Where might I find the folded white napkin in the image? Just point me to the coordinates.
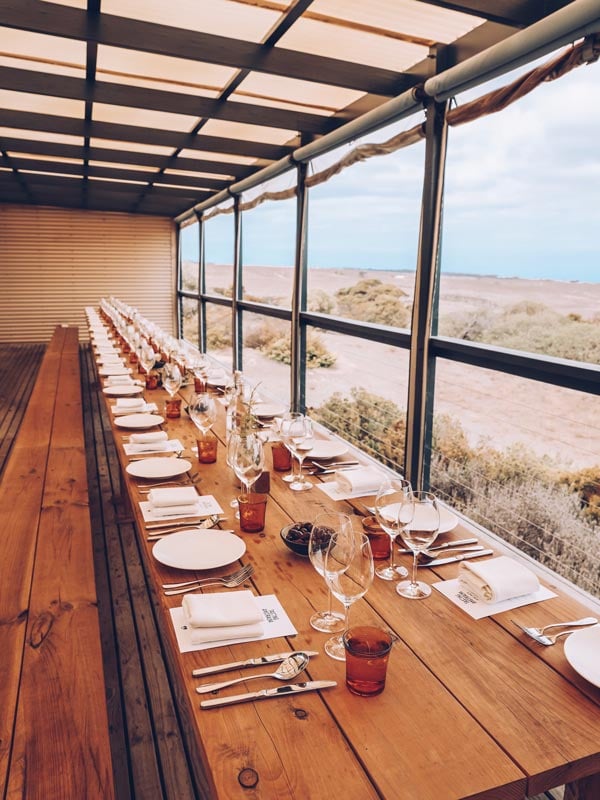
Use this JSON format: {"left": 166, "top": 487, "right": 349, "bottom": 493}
{"left": 105, "top": 375, "right": 134, "bottom": 385}
{"left": 128, "top": 440, "right": 168, "bottom": 452}
{"left": 458, "top": 556, "right": 540, "bottom": 603}
{"left": 188, "top": 622, "right": 264, "bottom": 646}
{"left": 130, "top": 431, "right": 168, "bottom": 444}
{"left": 148, "top": 487, "right": 199, "bottom": 507}
{"left": 149, "top": 503, "right": 200, "bottom": 517}
{"left": 112, "top": 404, "right": 151, "bottom": 417}
{"left": 336, "top": 466, "right": 386, "bottom": 496}
{"left": 182, "top": 590, "right": 264, "bottom": 645}
{"left": 116, "top": 397, "right": 145, "bottom": 408}
{"left": 182, "top": 590, "right": 262, "bottom": 627}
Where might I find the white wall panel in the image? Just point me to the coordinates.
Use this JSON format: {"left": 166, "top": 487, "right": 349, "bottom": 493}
{"left": 0, "top": 204, "right": 176, "bottom": 342}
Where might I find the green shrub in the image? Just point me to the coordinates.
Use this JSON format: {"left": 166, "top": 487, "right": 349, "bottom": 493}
{"left": 335, "top": 279, "right": 411, "bottom": 327}
{"left": 264, "top": 332, "right": 336, "bottom": 368}
{"left": 308, "top": 289, "right": 335, "bottom": 315}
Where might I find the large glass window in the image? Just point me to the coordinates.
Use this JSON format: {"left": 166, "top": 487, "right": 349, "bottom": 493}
{"left": 429, "top": 359, "right": 600, "bottom": 597}
{"left": 204, "top": 206, "right": 235, "bottom": 297}
{"left": 438, "top": 58, "right": 600, "bottom": 367}
{"left": 180, "top": 296, "right": 199, "bottom": 347}
{"left": 240, "top": 173, "right": 296, "bottom": 307}
{"left": 308, "top": 333, "right": 409, "bottom": 474}
{"left": 179, "top": 220, "right": 199, "bottom": 294}
{"left": 241, "top": 311, "right": 291, "bottom": 407}
{"left": 306, "top": 118, "right": 425, "bottom": 328}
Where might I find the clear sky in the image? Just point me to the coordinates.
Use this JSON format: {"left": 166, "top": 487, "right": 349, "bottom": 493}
{"left": 194, "top": 51, "right": 600, "bottom": 284}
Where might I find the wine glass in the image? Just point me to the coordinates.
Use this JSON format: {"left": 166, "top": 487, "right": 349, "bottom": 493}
{"left": 231, "top": 433, "right": 264, "bottom": 498}
{"left": 324, "top": 530, "right": 374, "bottom": 661}
{"left": 138, "top": 344, "right": 156, "bottom": 377}
{"left": 280, "top": 412, "right": 313, "bottom": 492}
{"left": 374, "top": 478, "right": 413, "bottom": 581}
{"left": 162, "top": 363, "right": 182, "bottom": 399}
{"left": 307, "top": 512, "right": 348, "bottom": 633}
{"left": 188, "top": 392, "right": 217, "bottom": 435}
{"left": 396, "top": 491, "right": 441, "bottom": 600}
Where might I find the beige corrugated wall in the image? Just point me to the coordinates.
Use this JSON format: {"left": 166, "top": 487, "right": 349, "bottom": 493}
{"left": 0, "top": 204, "right": 177, "bottom": 342}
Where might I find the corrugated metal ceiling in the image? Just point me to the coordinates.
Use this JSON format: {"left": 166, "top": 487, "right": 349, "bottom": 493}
{"left": 0, "top": 0, "right": 578, "bottom": 218}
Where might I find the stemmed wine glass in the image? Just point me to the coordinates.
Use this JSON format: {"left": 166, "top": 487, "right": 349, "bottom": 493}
{"left": 138, "top": 344, "right": 156, "bottom": 379}
{"left": 188, "top": 392, "right": 217, "bottom": 435}
{"left": 307, "top": 511, "right": 348, "bottom": 633}
{"left": 280, "top": 412, "right": 313, "bottom": 492}
{"left": 162, "top": 363, "right": 182, "bottom": 399}
{"left": 323, "top": 529, "right": 374, "bottom": 661}
{"left": 374, "top": 478, "right": 413, "bottom": 581}
{"left": 396, "top": 491, "right": 441, "bottom": 600}
{"left": 231, "top": 433, "right": 265, "bottom": 499}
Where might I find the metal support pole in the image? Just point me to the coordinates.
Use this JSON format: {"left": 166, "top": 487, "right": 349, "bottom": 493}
{"left": 404, "top": 97, "right": 448, "bottom": 491}
{"left": 291, "top": 162, "right": 308, "bottom": 412}
{"left": 232, "top": 195, "right": 243, "bottom": 370}
{"left": 196, "top": 210, "right": 206, "bottom": 352}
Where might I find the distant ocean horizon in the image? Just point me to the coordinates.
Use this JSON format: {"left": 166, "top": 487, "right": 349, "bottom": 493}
{"left": 231, "top": 262, "right": 600, "bottom": 284}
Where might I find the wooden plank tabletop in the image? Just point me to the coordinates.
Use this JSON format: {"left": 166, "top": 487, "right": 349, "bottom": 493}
{"left": 94, "top": 334, "right": 600, "bottom": 800}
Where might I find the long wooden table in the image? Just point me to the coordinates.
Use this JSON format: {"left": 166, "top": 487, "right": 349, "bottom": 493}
{"left": 96, "top": 339, "right": 600, "bottom": 800}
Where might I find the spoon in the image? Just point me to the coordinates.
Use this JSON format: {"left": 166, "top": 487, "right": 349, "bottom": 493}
{"left": 195, "top": 652, "right": 310, "bottom": 694}
{"left": 417, "top": 545, "right": 485, "bottom": 565}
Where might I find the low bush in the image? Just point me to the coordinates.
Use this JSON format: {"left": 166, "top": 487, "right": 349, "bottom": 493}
{"left": 335, "top": 279, "right": 411, "bottom": 327}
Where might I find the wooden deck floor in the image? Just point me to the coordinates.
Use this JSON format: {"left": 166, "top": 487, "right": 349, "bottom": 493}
{"left": 0, "top": 342, "right": 46, "bottom": 475}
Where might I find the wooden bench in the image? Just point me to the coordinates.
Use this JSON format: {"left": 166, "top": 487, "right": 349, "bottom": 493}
{"left": 0, "top": 326, "right": 114, "bottom": 798}
{"left": 80, "top": 343, "right": 201, "bottom": 799}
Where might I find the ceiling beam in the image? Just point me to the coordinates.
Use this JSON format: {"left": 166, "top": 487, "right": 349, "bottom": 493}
{"left": 7, "top": 156, "right": 231, "bottom": 190}
{"left": 0, "top": 0, "right": 407, "bottom": 95}
{"left": 0, "top": 136, "right": 256, "bottom": 177}
{"left": 0, "top": 66, "right": 341, "bottom": 135}
{"left": 0, "top": 109, "right": 293, "bottom": 160}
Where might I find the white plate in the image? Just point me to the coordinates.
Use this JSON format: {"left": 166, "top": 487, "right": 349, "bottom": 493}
{"left": 152, "top": 529, "right": 246, "bottom": 570}
{"left": 253, "top": 402, "right": 286, "bottom": 419}
{"left": 564, "top": 626, "right": 600, "bottom": 687}
{"left": 126, "top": 457, "right": 191, "bottom": 479}
{"left": 306, "top": 440, "right": 348, "bottom": 460}
{"left": 114, "top": 413, "right": 165, "bottom": 428}
{"left": 103, "top": 384, "right": 143, "bottom": 396}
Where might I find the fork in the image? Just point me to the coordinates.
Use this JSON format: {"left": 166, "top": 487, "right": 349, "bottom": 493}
{"left": 513, "top": 617, "right": 597, "bottom": 638}
{"left": 163, "top": 565, "right": 254, "bottom": 595}
{"left": 535, "top": 630, "right": 588, "bottom": 646}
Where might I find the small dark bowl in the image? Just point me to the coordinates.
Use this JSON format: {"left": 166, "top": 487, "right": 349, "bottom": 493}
{"left": 280, "top": 522, "right": 313, "bottom": 557}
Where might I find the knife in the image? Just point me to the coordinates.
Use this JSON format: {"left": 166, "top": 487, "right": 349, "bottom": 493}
{"left": 418, "top": 549, "right": 494, "bottom": 566}
{"left": 192, "top": 650, "right": 320, "bottom": 678}
{"left": 398, "top": 537, "right": 478, "bottom": 554}
{"left": 147, "top": 529, "right": 234, "bottom": 541}
{"left": 200, "top": 680, "right": 337, "bottom": 709}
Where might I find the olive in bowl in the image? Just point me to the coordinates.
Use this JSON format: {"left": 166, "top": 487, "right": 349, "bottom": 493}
{"left": 280, "top": 521, "right": 313, "bottom": 557}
